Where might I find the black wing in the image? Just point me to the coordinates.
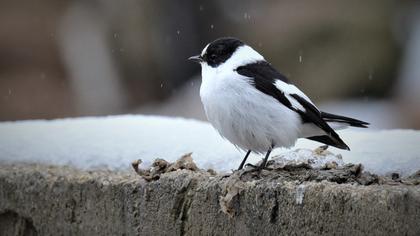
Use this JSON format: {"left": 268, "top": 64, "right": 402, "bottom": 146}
{"left": 236, "top": 61, "right": 350, "bottom": 150}
{"left": 236, "top": 61, "right": 293, "bottom": 110}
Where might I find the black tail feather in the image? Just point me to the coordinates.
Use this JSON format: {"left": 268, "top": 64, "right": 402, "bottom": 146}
{"left": 321, "top": 112, "right": 369, "bottom": 128}
{"left": 306, "top": 112, "right": 369, "bottom": 149}
{"left": 306, "top": 135, "right": 350, "bottom": 150}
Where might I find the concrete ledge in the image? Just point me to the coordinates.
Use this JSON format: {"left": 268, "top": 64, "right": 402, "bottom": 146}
{"left": 0, "top": 164, "right": 419, "bottom": 235}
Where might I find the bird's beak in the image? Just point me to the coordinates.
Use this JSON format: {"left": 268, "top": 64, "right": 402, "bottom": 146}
{"left": 188, "top": 55, "right": 203, "bottom": 63}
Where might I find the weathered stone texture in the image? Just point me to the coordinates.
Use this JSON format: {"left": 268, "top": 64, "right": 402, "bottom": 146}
{"left": 0, "top": 164, "right": 419, "bottom": 236}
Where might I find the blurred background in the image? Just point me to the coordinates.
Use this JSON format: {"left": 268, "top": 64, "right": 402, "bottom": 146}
{"left": 0, "top": 0, "right": 419, "bottom": 129}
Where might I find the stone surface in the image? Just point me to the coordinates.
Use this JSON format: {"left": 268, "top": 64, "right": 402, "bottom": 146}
{"left": 0, "top": 163, "right": 419, "bottom": 236}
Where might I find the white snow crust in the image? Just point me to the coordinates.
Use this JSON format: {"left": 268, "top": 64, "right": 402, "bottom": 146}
{"left": 0, "top": 115, "right": 419, "bottom": 176}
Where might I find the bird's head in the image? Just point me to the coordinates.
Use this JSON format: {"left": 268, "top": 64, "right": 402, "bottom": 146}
{"left": 189, "top": 37, "right": 264, "bottom": 70}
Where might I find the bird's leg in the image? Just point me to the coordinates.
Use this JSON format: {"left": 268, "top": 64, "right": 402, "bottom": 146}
{"left": 257, "top": 149, "right": 272, "bottom": 173}
{"left": 238, "top": 150, "right": 252, "bottom": 170}
{"left": 239, "top": 149, "right": 273, "bottom": 178}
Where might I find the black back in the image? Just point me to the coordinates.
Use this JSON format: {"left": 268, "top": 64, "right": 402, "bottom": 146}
{"left": 202, "top": 37, "right": 244, "bottom": 67}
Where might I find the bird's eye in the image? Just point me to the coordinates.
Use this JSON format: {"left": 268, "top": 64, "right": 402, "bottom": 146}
{"left": 210, "top": 54, "right": 217, "bottom": 59}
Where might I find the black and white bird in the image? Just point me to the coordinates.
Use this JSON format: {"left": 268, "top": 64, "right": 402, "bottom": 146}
{"left": 189, "top": 37, "right": 369, "bottom": 171}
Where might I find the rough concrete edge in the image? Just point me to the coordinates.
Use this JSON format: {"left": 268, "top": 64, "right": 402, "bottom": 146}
{"left": 1, "top": 163, "right": 419, "bottom": 236}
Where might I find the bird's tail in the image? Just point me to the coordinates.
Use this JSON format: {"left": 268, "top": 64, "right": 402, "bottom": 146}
{"left": 305, "top": 112, "right": 369, "bottom": 150}
{"left": 321, "top": 112, "right": 369, "bottom": 128}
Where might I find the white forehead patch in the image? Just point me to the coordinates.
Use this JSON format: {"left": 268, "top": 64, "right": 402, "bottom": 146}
{"left": 201, "top": 43, "right": 210, "bottom": 57}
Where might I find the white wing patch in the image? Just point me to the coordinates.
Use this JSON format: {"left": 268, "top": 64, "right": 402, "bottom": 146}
{"left": 285, "top": 94, "right": 306, "bottom": 111}
{"left": 274, "top": 80, "right": 317, "bottom": 112}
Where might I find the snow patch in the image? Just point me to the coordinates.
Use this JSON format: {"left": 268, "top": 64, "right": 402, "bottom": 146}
{"left": 0, "top": 115, "right": 419, "bottom": 176}
{"left": 270, "top": 148, "right": 345, "bottom": 169}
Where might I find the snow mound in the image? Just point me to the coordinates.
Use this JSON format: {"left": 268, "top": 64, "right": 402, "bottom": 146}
{"left": 270, "top": 148, "right": 345, "bottom": 169}
{"left": 0, "top": 115, "right": 419, "bottom": 176}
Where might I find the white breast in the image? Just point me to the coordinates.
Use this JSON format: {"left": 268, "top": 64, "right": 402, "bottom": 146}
{"left": 199, "top": 64, "right": 302, "bottom": 153}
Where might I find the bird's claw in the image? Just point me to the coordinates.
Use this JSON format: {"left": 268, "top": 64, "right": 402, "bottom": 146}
{"left": 240, "top": 164, "right": 273, "bottom": 178}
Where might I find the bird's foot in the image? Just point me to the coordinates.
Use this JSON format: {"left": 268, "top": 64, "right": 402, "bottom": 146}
{"left": 240, "top": 163, "right": 273, "bottom": 178}
{"left": 244, "top": 163, "right": 258, "bottom": 169}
